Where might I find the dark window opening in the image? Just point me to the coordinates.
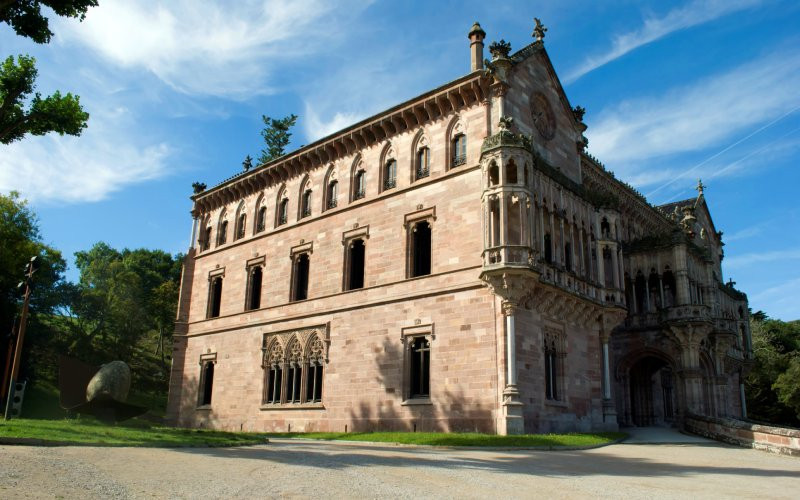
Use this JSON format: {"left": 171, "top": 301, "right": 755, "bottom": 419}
{"left": 649, "top": 269, "right": 661, "bottom": 309}
{"left": 603, "top": 248, "right": 614, "bottom": 288}
{"left": 200, "top": 361, "right": 214, "bottom": 406}
{"left": 409, "top": 337, "right": 430, "bottom": 398}
{"left": 564, "top": 242, "right": 572, "bottom": 271}
{"left": 353, "top": 171, "right": 366, "bottom": 200}
{"left": 256, "top": 206, "right": 266, "bottom": 232}
{"left": 292, "top": 253, "right": 310, "bottom": 301}
{"left": 278, "top": 199, "right": 288, "bottom": 225}
{"left": 218, "top": 220, "right": 228, "bottom": 245}
{"left": 416, "top": 147, "right": 430, "bottom": 180}
{"left": 488, "top": 162, "right": 499, "bottom": 186}
{"left": 265, "top": 365, "right": 282, "bottom": 404}
{"left": 201, "top": 226, "right": 212, "bottom": 250}
{"left": 301, "top": 190, "right": 312, "bottom": 217}
{"left": 601, "top": 217, "right": 611, "bottom": 239}
{"left": 327, "top": 181, "right": 338, "bottom": 209}
{"left": 384, "top": 160, "right": 397, "bottom": 189}
{"left": 451, "top": 134, "right": 466, "bottom": 167}
{"left": 286, "top": 363, "right": 302, "bottom": 404}
{"left": 306, "top": 362, "right": 323, "bottom": 403}
{"left": 236, "top": 214, "right": 246, "bottom": 239}
{"left": 411, "top": 220, "right": 432, "bottom": 277}
{"left": 208, "top": 276, "right": 223, "bottom": 318}
{"left": 506, "top": 160, "right": 518, "bottom": 184}
{"left": 634, "top": 272, "right": 647, "bottom": 313}
{"left": 544, "top": 343, "right": 558, "bottom": 400}
{"left": 662, "top": 268, "right": 676, "bottom": 307}
{"left": 544, "top": 233, "right": 552, "bottom": 263}
{"left": 346, "top": 239, "right": 365, "bottom": 290}
{"left": 247, "top": 266, "right": 262, "bottom": 310}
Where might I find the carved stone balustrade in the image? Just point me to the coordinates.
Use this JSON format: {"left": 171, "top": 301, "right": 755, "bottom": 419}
{"left": 482, "top": 245, "right": 537, "bottom": 269}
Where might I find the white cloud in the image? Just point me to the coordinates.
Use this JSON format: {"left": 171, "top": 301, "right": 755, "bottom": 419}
{"left": 724, "top": 224, "right": 764, "bottom": 243}
{"left": 303, "top": 105, "right": 364, "bottom": 142}
{"left": 586, "top": 52, "right": 800, "bottom": 171}
{"left": 749, "top": 277, "right": 800, "bottom": 320}
{"left": 0, "top": 106, "right": 171, "bottom": 204}
{"left": 564, "top": 0, "right": 762, "bottom": 83}
{"left": 724, "top": 249, "right": 800, "bottom": 270}
{"left": 55, "top": 0, "right": 372, "bottom": 97}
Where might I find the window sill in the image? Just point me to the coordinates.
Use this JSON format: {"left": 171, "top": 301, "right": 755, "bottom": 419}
{"left": 195, "top": 405, "right": 212, "bottom": 411}
{"left": 260, "top": 403, "right": 325, "bottom": 411}
{"left": 401, "top": 398, "right": 432, "bottom": 406}
{"left": 544, "top": 399, "right": 568, "bottom": 408}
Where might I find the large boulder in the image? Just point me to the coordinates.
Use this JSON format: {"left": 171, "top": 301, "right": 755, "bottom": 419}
{"left": 86, "top": 361, "right": 131, "bottom": 403}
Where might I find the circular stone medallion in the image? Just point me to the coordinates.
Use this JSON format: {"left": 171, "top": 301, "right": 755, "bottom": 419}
{"left": 531, "top": 92, "right": 556, "bottom": 141}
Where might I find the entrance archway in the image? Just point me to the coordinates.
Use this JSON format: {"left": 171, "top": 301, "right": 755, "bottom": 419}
{"left": 629, "top": 356, "right": 676, "bottom": 426}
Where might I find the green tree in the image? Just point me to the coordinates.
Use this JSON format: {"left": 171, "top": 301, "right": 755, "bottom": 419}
{"left": 258, "top": 113, "right": 297, "bottom": 164}
{"left": 0, "top": 54, "right": 89, "bottom": 144}
{"left": 1, "top": 0, "right": 97, "bottom": 44}
{"left": 745, "top": 314, "right": 800, "bottom": 426}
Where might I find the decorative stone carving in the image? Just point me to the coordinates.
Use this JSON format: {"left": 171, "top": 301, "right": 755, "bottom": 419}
{"left": 488, "top": 39, "right": 512, "bottom": 59}
{"left": 532, "top": 18, "right": 547, "bottom": 42}
{"left": 531, "top": 92, "right": 556, "bottom": 141}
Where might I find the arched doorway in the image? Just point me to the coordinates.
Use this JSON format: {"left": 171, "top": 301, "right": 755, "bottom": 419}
{"left": 629, "top": 356, "right": 676, "bottom": 426}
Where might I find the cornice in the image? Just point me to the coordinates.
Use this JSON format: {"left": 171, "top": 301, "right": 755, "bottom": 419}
{"left": 192, "top": 72, "right": 491, "bottom": 214}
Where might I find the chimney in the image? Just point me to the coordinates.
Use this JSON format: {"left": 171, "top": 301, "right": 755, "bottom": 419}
{"left": 468, "top": 22, "right": 486, "bottom": 72}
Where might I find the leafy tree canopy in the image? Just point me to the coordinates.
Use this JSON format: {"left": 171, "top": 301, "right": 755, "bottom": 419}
{"left": 1, "top": 0, "right": 98, "bottom": 44}
{"left": 0, "top": 54, "right": 89, "bottom": 144}
{"left": 258, "top": 113, "right": 297, "bottom": 165}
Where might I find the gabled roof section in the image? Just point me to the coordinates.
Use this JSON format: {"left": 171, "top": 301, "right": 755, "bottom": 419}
{"left": 511, "top": 41, "right": 583, "bottom": 132}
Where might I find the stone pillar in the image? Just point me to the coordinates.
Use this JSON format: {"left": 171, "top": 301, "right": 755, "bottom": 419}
{"left": 740, "top": 381, "right": 747, "bottom": 418}
{"left": 599, "top": 317, "right": 618, "bottom": 429}
{"left": 500, "top": 301, "right": 524, "bottom": 435}
{"left": 610, "top": 244, "right": 619, "bottom": 288}
{"left": 189, "top": 216, "right": 199, "bottom": 249}
{"left": 596, "top": 244, "right": 605, "bottom": 286}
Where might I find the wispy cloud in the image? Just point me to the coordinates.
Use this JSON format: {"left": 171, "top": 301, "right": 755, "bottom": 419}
{"left": 0, "top": 105, "right": 172, "bottom": 204}
{"left": 564, "top": 0, "right": 762, "bottom": 83}
{"left": 586, "top": 51, "right": 800, "bottom": 170}
{"left": 724, "top": 224, "right": 765, "bottom": 243}
{"left": 750, "top": 276, "right": 800, "bottom": 320}
{"left": 724, "top": 249, "right": 800, "bottom": 270}
{"left": 55, "top": 0, "right": 373, "bottom": 97}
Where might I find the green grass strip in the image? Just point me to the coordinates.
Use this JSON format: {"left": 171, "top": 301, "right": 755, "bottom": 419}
{"left": 267, "top": 431, "right": 626, "bottom": 447}
{"left": 0, "top": 418, "right": 268, "bottom": 447}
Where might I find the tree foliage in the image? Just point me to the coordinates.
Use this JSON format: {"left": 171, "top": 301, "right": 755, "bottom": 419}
{"left": 745, "top": 312, "right": 800, "bottom": 426}
{"left": 0, "top": 54, "right": 89, "bottom": 144}
{"left": 0, "top": 192, "right": 182, "bottom": 409}
{"left": 1, "top": 0, "right": 98, "bottom": 44}
{"left": 258, "top": 113, "right": 297, "bottom": 164}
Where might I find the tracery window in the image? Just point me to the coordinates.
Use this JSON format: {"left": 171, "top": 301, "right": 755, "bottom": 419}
{"left": 505, "top": 159, "right": 518, "bottom": 184}
{"left": 278, "top": 198, "right": 288, "bottom": 226}
{"left": 301, "top": 189, "right": 312, "bottom": 218}
{"left": 262, "top": 328, "right": 328, "bottom": 407}
{"left": 451, "top": 134, "right": 466, "bottom": 167}
{"left": 236, "top": 213, "right": 246, "bottom": 240}
{"left": 201, "top": 225, "right": 212, "bottom": 251}
{"left": 217, "top": 210, "right": 228, "bottom": 246}
{"left": 488, "top": 161, "right": 499, "bottom": 186}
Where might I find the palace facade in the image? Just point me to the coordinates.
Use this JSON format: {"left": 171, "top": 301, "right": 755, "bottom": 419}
{"left": 165, "top": 21, "right": 752, "bottom": 434}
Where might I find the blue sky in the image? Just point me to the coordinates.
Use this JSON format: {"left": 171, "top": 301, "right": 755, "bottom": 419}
{"left": 1, "top": 0, "right": 799, "bottom": 320}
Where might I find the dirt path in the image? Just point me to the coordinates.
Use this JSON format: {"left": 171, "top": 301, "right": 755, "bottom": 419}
{"left": 1, "top": 438, "right": 798, "bottom": 499}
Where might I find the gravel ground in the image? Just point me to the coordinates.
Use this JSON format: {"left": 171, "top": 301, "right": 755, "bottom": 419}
{"left": 1, "top": 437, "right": 798, "bottom": 499}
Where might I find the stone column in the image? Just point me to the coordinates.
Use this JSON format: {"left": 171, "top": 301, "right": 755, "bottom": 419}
{"left": 610, "top": 244, "right": 619, "bottom": 288}
{"left": 189, "top": 216, "right": 199, "bottom": 249}
{"left": 596, "top": 244, "right": 605, "bottom": 287}
{"left": 599, "top": 317, "right": 618, "bottom": 429}
{"left": 501, "top": 301, "right": 524, "bottom": 435}
{"left": 739, "top": 380, "right": 748, "bottom": 418}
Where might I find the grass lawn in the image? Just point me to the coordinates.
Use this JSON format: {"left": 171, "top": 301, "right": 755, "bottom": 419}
{"left": 267, "top": 431, "right": 626, "bottom": 447}
{"left": 0, "top": 418, "right": 269, "bottom": 447}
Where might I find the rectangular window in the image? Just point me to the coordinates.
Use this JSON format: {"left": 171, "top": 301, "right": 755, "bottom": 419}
{"left": 452, "top": 134, "right": 466, "bottom": 167}
{"left": 345, "top": 239, "right": 365, "bottom": 290}
{"left": 384, "top": 160, "right": 397, "bottom": 190}
{"left": 401, "top": 326, "right": 433, "bottom": 402}
{"left": 246, "top": 265, "right": 263, "bottom": 310}
{"left": 411, "top": 220, "right": 431, "bottom": 277}
{"left": 197, "top": 353, "right": 217, "bottom": 407}
{"left": 292, "top": 254, "right": 309, "bottom": 301}
{"left": 416, "top": 147, "right": 430, "bottom": 180}
{"left": 306, "top": 361, "right": 323, "bottom": 403}
{"left": 207, "top": 273, "right": 224, "bottom": 318}
{"left": 543, "top": 328, "right": 565, "bottom": 401}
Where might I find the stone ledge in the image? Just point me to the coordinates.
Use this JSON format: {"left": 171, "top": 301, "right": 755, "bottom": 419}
{"left": 684, "top": 414, "right": 800, "bottom": 457}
